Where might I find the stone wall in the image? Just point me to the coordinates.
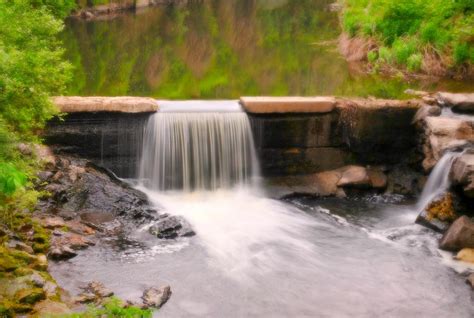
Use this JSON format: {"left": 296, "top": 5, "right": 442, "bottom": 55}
{"left": 45, "top": 96, "right": 421, "bottom": 178}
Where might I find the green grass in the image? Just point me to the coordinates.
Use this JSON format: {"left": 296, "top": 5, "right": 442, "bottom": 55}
{"left": 342, "top": 0, "right": 474, "bottom": 73}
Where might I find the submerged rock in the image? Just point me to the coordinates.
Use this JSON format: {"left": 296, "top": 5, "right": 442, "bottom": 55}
{"left": 439, "top": 216, "right": 474, "bottom": 251}
{"left": 466, "top": 273, "right": 474, "bottom": 289}
{"left": 141, "top": 285, "right": 171, "bottom": 309}
{"left": 149, "top": 216, "right": 195, "bottom": 239}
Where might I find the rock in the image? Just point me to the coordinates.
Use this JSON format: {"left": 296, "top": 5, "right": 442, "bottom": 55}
{"left": 52, "top": 96, "right": 159, "bottom": 113}
{"left": 421, "top": 117, "right": 474, "bottom": 171}
{"left": 466, "top": 273, "right": 474, "bottom": 289}
{"left": 33, "top": 300, "right": 70, "bottom": 316}
{"left": 367, "top": 168, "right": 388, "bottom": 189}
{"left": 80, "top": 281, "right": 114, "bottom": 299}
{"left": 68, "top": 165, "right": 85, "bottom": 182}
{"left": 79, "top": 212, "right": 115, "bottom": 227}
{"left": 34, "top": 145, "right": 56, "bottom": 169}
{"left": 337, "top": 166, "right": 370, "bottom": 188}
{"left": 425, "top": 193, "right": 457, "bottom": 223}
{"left": 30, "top": 272, "right": 45, "bottom": 287}
{"left": 6, "top": 240, "right": 34, "bottom": 255}
{"left": 404, "top": 89, "right": 429, "bottom": 97}
{"left": 455, "top": 248, "right": 474, "bottom": 264}
{"left": 439, "top": 216, "right": 474, "bottom": 251}
{"left": 413, "top": 104, "right": 441, "bottom": 123}
{"left": 328, "top": 2, "right": 343, "bottom": 12}
{"left": 17, "top": 143, "right": 33, "bottom": 156}
{"left": 48, "top": 246, "right": 78, "bottom": 260}
{"left": 240, "top": 96, "right": 336, "bottom": 114}
{"left": 38, "top": 217, "right": 66, "bottom": 230}
{"left": 57, "top": 210, "right": 77, "bottom": 221}
{"left": 450, "top": 153, "right": 474, "bottom": 198}
{"left": 15, "top": 288, "right": 45, "bottom": 305}
{"left": 74, "top": 292, "right": 97, "bottom": 304}
{"left": 64, "top": 220, "right": 95, "bottom": 236}
{"left": 36, "top": 171, "right": 53, "bottom": 182}
{"left": 437, "top": 92, "right": 474, "bottom": 113}
{"left": 141, "top": 285, "right": 171, "bottom": 309}
{"left": 35, "top": 254, "right": 48, "bottom": 271}
{"left": 52, "top": 232, "right": 95, "bottom": 251}
{"left": 43, "top": 281, "right": 58, "bottom": 298}
{"left": 149, "top": 216, "right": 195, "bottom": 239}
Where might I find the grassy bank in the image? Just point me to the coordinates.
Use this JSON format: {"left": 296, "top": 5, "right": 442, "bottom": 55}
{"left": 341, "top": 0, "right": 473, "bottom": 78}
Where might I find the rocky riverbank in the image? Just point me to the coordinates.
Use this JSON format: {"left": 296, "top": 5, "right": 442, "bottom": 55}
{"left": 0, "top": 149, "right": 191, "bottom": 316}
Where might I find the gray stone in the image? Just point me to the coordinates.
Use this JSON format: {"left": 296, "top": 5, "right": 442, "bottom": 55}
{"left": 149, "top": 216, "right": 195, "bottom": 239}
{"left": 450, "top": 154, "right": 474, "bottom": 198}
{"left": 142, "top": 285, "right": 172, "bottom": 309}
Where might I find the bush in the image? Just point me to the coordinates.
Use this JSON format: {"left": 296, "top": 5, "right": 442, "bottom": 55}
{"left": 343, "top": 0, "right": 473, "bottom": 72}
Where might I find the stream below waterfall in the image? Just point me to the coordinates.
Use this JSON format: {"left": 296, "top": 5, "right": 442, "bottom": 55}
{"left": 50, "top": 189, "right": 474, "bottom": 317}
{"left": 49, "top": 101, "right": 474, "bottom": 317}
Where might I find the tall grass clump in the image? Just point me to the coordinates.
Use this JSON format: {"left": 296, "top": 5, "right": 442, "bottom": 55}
{"left": 342, "top": 0, "right": 473, "bottom": 75}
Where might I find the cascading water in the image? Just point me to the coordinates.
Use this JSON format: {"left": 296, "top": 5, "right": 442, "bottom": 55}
{"left": 416, "top": 151, "right": 462, "bottom": 212}
{"left": 138, "top": 101, "right": 259, "bottom": 191}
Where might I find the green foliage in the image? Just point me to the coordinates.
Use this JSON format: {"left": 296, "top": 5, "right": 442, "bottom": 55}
{"left": 343, "top": 0, "right": 474, "bottom": 71}
{"left": 0, "top": 164, "right": 26, "bottom": 196}
{"left": 61, "top": 297, "right": 153, "bottom": 318}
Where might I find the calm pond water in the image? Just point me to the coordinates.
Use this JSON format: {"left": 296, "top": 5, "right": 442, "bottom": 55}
{"left": 62, "top": 0, "right": 471, "bottom": 99}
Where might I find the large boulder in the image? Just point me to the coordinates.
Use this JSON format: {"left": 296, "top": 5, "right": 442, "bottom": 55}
{"left": 439, "top": 216, "right": 474, "bottom": 251}
{"left": 437, "top": 92, "right": 474, "bottom": 114}
{"left": 450, "top": 153, "right": 474, "bottom": 198}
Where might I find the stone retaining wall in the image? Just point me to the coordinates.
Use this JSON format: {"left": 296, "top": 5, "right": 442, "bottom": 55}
{"left": 46, "top": 96, "right": 421, "bottom": 177}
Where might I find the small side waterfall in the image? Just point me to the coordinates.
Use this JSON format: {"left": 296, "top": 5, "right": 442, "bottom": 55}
{"left": 138, "top": 101, "right": 259, "bottom": 191}
{"left": 417, "top": 152, "right": 461, "bottom": 211}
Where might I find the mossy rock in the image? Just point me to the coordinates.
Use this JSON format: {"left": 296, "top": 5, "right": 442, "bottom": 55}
{"left": 427, "top": 193, "right": 457, "bottom": 222}
{"left": 0, "top": 303, "right": 14, "bottom": 318}
{"left": 15, "top": 288, "right": 45, "bottom": 305}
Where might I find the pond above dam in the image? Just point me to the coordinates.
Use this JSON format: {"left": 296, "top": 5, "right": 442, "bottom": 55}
{"left": 62, "top": 0, "right": 471, "bottom": 99}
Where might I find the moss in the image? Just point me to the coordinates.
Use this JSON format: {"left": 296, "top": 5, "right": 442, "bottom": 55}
{"left": 426, "top": 193, "right": 457, "bottom": 222}
{"left": 15, "top": 287, "right": 46, "bottom": 305}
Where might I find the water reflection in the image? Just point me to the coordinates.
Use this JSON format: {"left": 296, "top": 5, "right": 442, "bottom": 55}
{"left": 62, "top": 0, "right": 470, "bottom": 98}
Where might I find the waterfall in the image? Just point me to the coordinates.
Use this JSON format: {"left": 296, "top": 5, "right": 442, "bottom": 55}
{"left": 417, "top": 152, "right": 461, "bottom": 212}
{"left": 138, "top": 101, "right": 259, "bottom": 191}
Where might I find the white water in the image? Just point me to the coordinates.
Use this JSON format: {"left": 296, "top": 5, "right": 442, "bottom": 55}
{"left": 138, "top": 101, "right": 259, "bottom": 191}
{"left": 416, "top": 152, "right": 461, "bottom": 212}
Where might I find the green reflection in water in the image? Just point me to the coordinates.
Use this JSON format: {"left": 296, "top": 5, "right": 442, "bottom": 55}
{"left": 62, "top": 0, "right": 470, "bottom": 99}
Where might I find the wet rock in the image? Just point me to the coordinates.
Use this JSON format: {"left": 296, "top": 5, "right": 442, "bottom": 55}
{"left": 466, "top": 273, "right": 474, "bottom": 289}
{"left": 420, "top": 117, "right": 474, "bottom": 171}
{"left": 37, "top": 217, "right": 66, "bottom": 230}
{"left": 30, "top": 272, "right": 45, "bottom": 288}
{"left": 413, "top": 104, "right": 441, "bottom": 123}
{"left": 6, "top": 240, "right": 34, "bottom": 255}
{"left": 57, "top": 210, "right": 77, "bottom": 221}
{"left": 439, "top": 216, "right": 474, "bottom": 251}
{"left": 455, "top": 248, "right": 474, "bottom": 264}
{"left": 450, "top": 153, "right": 474, "bottom": 198}
{"left": 33, "top": 300, "right": 70, "bottom": 316}
{"left": 48, "top": 246, "right": 78, "bottom": 260}
{"left": 149, "top": 216, "right": 195, "bottom": 239}
{"left": 74, "top": 292, "right": 97, "bottom": 304}
{"left": 367, "top": 168, "right": 388, "bottom": 189}
{"left": 64, "top": 220, "right": 95, "bottom": 236}
{"left": 37, "top": 171, "right": 53, "bottom": 182}
{"left": 337, "top": 166, "right": 370, "bottom": 188}
{"left": 79, "top": 281, "right": 114, "bottom": 300}
{"left": 437, "top": 92, "right": 474, "bottom": 113}
{"left": 15, "top": 288, "right": 45, "bottom": 305}
{"left": 35, "top": 254, "right": 48, "bottom": 271}
{"left": 79, "top": 212, "right": 115, "bottom": 227}
{"left": 141, "top": 285, "right": 171, "bottom": 309}
{"left": 43, "top": 281, "right": 58, "bottom": 298}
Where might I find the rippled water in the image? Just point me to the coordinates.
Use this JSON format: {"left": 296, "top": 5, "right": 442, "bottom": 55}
{"left": 61, "top": 0, "right": 470, "bottom": 98}
{"left": 50, "top": 189, "right": 474, "bottom": 317}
